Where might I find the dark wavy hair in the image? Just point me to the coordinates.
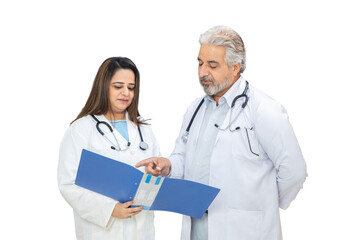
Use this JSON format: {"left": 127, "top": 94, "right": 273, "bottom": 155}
{"left": 71, "top": 57, "right": 146, "bottom": 125}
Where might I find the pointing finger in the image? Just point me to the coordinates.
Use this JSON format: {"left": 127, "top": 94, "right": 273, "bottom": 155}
{"left": 135, "top": 158, "right": 155, "bottom": 168}
{"left": 135, "top": 159, "right": 149, "bottom": 168}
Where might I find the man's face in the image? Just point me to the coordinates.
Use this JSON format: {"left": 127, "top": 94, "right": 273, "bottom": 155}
{"left": 197, "top": 44, "right": 234, "bottom": 97}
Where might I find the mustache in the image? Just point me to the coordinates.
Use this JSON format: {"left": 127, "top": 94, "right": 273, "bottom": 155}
{"left": 199, "top": 77, "right": 215, "bottom": 84}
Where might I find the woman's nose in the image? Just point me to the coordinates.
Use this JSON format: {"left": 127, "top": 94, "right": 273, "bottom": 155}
{"left": 121, "top": 87, "right": 129, "bottom": 96}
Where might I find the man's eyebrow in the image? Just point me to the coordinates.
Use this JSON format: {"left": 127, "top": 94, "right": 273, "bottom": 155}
{"left": 197, "top": 57, "right": 219, "bottom": 64}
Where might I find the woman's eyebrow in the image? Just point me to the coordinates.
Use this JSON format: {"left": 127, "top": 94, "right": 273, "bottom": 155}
{"left": 112, "top": 82, "right": 135, "bottom": 85}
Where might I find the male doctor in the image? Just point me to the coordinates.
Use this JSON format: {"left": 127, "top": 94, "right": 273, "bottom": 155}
{"left": 136, "top": 25, "right": 307, "bottom": 240}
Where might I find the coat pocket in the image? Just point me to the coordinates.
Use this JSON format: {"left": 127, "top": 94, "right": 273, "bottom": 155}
{"left": 230, "top": 128, "right": 263, "bottom": 162}
{"left": 244, "top": 128, "right": 260, "bottom": 156}
{"left": 226, "top": 208, "right": 262, "bottom": 240}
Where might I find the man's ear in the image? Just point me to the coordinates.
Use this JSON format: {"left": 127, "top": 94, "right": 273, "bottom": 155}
{"left": 232, "top": 62, "right": 242, "bottom": 77}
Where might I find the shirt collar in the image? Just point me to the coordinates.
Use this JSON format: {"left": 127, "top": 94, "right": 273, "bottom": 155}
{"left": 95, "top": 111, "right": 130, "bottom": 124}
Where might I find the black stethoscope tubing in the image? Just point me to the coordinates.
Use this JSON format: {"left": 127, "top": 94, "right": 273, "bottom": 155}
{"left": 231, "top": 81, "right": 249, "bottom": 108}
{"left": 182, "top": 81, "right": 249, "bottom": 143}
{"left": 181, "top": 98, "right": 205, "bottom": 143}
{"left": 91, "top": 115, "right": 148, "bottom": 151}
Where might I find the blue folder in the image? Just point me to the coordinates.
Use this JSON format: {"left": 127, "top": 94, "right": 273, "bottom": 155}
{"left": 75, "top": 149, "right": 220, "bottom": 218}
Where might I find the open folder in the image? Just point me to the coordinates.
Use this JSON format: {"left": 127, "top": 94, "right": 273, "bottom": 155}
{"left": 75, "top": 149, "right": 220, "bottom": 218}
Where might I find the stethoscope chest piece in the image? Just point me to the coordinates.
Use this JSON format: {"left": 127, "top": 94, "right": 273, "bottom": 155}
{"left": 182, "top": 131, "right": 189, "bottom": 144}
{"left": 139, "top": 141, "right": 148, "bottom": 151}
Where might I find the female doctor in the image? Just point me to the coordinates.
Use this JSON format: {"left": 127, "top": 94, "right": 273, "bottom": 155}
{"left": 58, "top": 57, "right": 160, "bottom": 240}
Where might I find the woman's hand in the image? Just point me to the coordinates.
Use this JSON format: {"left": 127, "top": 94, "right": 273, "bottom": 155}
{"left": 111, "top": 201, "right": 143, "bottom": 219}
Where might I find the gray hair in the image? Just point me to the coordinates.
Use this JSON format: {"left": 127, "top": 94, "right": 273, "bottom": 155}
{"left": 199, "top": 26, "right": 246, "bottom": 73}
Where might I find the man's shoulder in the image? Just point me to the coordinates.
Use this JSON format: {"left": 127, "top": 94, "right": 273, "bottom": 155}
{"left": 248, "top": 85, "right": 288, "bottom": 126}
{"left": 186, "top": 96, "right": 206, "bottom": 110}
{"left": 180, "top": 96, "right": 207, "bottom": 120}
{"left": 249, "top": 84, "right": 283, "bottom": 111}
{"left": 191, "top": 95, "right": 206, "bottom": 105}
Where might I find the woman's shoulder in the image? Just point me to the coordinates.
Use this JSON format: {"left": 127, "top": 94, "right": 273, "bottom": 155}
{"left": 60, "top": 115, "right": 94, "bottom": 146}
{"left": 70, "top": 115, "right": 94, "bottom": 133}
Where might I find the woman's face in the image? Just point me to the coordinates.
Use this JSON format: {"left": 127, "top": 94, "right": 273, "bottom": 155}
{"left": 107, "top": 69, "right": 135, "bottom": 119}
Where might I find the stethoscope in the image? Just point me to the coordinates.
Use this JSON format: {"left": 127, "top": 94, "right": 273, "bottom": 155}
{"left": 91, "top": 115, "right": 148, "bottom": 151}
{"left": 181, "top": 81, "right": 249, "bottom": 144}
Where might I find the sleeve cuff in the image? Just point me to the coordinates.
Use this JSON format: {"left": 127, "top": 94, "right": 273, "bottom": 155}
{"left": 103, "top": 201, "right": 118, "bottom": 230}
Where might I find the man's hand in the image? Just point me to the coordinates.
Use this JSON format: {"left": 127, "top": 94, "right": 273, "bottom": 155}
{"left": 135, "top": 157, "right": 171, "bottom": 177}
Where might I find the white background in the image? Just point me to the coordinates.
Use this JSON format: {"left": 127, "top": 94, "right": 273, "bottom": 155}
{"left": 1, "top": 0, "right": 359, "bottom": 239}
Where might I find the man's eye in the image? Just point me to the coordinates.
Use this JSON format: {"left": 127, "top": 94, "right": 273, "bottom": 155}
{"left": 209, "top": 65, "right": 217, "bottom": 69}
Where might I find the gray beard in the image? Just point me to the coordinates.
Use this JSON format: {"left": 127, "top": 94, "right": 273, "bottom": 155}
{"left": 199, "top": 77, "right": 232, "bottom": 96}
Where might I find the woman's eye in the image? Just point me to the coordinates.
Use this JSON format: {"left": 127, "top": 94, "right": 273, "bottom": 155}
{"left": 128, "top": 87, "right": 135, "bottom": 91}
{"left": 114, "top": 85, "right": 122, "bottom": 89}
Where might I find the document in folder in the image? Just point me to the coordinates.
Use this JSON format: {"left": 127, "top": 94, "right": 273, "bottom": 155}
{"left": 75, "top": 149, "right": 220, "bottom": 218}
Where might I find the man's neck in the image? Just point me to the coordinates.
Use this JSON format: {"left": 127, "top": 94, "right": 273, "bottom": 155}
{"left": 213, "top": 76, "right": 240, "bottom": 105}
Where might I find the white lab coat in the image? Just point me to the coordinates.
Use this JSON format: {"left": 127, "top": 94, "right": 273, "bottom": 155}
{"left": 58, "top": 114, "right": 160, "bottom": 240}
{"left": 169, "top": 77, "right": 307, "bottom": 240}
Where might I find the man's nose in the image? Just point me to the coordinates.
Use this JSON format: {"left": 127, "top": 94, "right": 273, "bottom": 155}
{"left": 198, "top": 65, "right": 209, "bottom": 78}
